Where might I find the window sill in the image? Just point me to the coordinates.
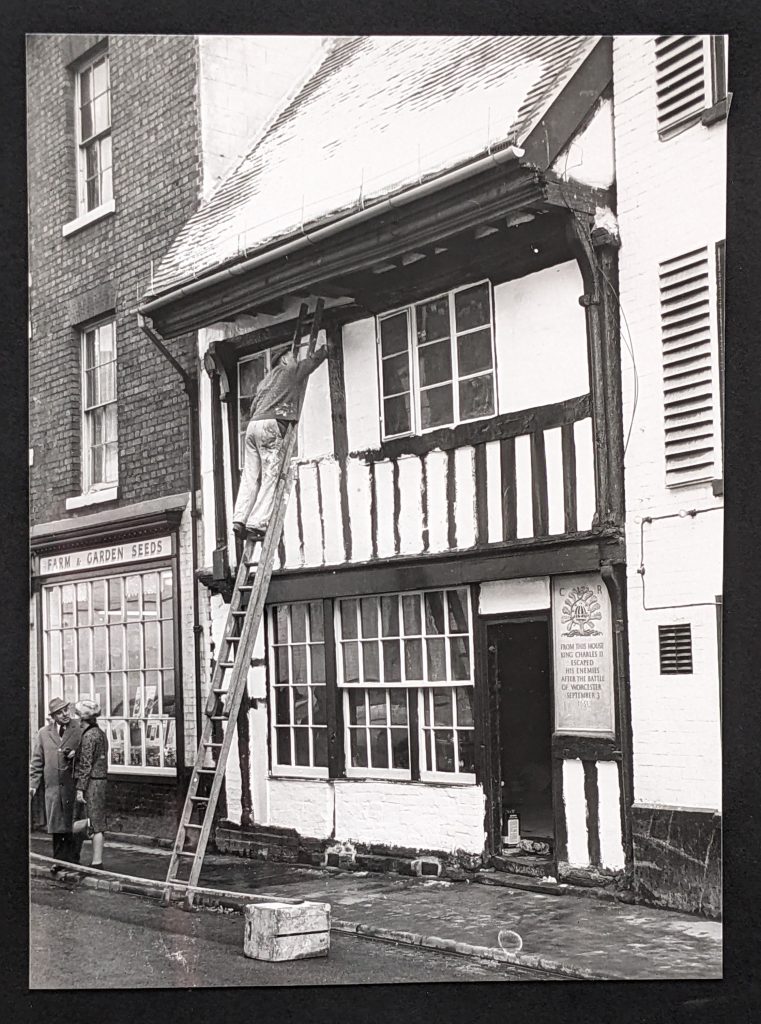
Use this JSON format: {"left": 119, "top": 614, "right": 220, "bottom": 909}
{"left": 65, "top": 485, "right": 119, "bottom": 511}
{"left": 62, "top": 199, "right": 116, "bottom": 238}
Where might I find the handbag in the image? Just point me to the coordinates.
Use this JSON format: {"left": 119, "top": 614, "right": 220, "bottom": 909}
{"left": 72, "top": 798, "right": 94, "bottom": 838}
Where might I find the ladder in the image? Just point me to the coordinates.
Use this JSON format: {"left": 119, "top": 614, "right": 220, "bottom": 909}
{"left": 163, "top": 298, "right": 324, "bottom": 908}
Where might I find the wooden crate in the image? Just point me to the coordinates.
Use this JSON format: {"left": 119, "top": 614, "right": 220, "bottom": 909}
{"left": 243, "top": 900, "right": 331, "bottom": 961}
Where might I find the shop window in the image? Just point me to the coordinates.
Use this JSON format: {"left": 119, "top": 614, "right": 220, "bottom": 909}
{"left": 81, "top": 319, "right": 118, "bottom": 492}
{"left": 377, "top": 281, "right": 497, "bottom": 440}
{"left": 268, "top": 600, "right": 328, "bottom": 775}
{"left": 237, "top": 344, "right": 290, "bottom": 468}
{"left": 655, "top": 35, "right": 729, "bottom": 140}
{"left": 75, "top": 49, "right": 112, "bottom": 215}
{"left": 42, "top": 568, "right": 177, "bottom": 774}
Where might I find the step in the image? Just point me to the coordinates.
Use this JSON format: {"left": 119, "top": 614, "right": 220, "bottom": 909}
{"left": 493, "top": 851, "right": 555, "bottom": 879}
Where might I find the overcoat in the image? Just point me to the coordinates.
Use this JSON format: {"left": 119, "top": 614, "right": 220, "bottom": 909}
{"left": 30, "top": 720, "right": 83, "bottom": 834}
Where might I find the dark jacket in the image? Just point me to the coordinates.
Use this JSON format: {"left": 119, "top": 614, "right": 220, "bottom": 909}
{"left": 30, "top": 720, "right": 83, "bottom": 834}
{"left": 249, "top": 348, "right": 328, "bottom": 422}
{"left": 74, "top": 722, "right": 109, "bottom": 791}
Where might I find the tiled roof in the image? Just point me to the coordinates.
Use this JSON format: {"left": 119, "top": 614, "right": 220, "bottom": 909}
{"left": 149, "top": 35, "right": 599, "bottom": 298}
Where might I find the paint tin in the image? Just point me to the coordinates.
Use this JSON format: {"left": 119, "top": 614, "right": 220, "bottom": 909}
{"left": 502, "top": 810, "right": 520, "bottom": 850}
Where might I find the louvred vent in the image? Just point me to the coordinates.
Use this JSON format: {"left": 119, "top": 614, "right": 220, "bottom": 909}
{"left": 658, "top": 624, "right": 693, "bottom": 675}
{"left": 655, "top": 36, "right": 706, "bottom": 135}
{"left": 659, "top": 246, "right": 715, "bottom": 487}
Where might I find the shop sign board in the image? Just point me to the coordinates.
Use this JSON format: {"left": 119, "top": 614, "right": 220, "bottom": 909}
{"left": 552, "top": 573, "right": 615, "bottom": 735}
{"left": 37, "top": 535, "right": 173, "bottom": 577}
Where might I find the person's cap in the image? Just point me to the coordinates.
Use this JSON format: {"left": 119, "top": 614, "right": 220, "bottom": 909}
{"left": 75, "top": 699, "right": 101, "bottom": 719}
{"left": 48, "top": 697, "right": 70, "bottom": 716}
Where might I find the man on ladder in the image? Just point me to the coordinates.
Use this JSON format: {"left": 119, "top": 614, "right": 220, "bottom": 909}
{"left": 163, "top": 300, "right": 326, "bottom": 908}
{"left": 233, "top": 339, "right": 328, "bottom": 543}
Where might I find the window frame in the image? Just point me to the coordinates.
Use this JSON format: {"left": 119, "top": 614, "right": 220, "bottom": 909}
{"left": 236, "top": 344, "right": 291, "bottom": 469}
{"left": 40, "top": 564, "right": 178, "bottom": 778}
{"left": 376, "top": 280, "right": 498, "bottom": 441}
{"left": 74, "top": 49, "right": 113, "bottom": 217}
{"left": 80, "top": 317, "right": 118, "bottom": 495}
{"left": 267, "top": 601, "right": 330, "bottom": 779}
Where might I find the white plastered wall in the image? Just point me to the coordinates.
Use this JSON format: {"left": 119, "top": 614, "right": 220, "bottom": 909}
{"left": 612, "top": 36, "right": 724, "bottom": 812}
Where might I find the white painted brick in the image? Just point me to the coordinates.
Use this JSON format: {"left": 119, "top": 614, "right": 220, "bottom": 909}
{"left": 613, "top": 35, "right": 724, "bottom": 813}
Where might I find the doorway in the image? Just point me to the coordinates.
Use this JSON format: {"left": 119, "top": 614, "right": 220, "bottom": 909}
{"left": 487, "top": 617, "right": 554, "bottom": 845}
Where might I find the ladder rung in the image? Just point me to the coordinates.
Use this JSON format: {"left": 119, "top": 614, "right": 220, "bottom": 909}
{"left": 232, "top": 610, "right": 246, "bottom": 617}
{"left": 183, "top": 823, "right": 202, "bottom": 830}
{"left": 176, "top": 851, "right": 196, "bottom": 858}
{"left": 212, "top": 687, "right": 228, "bottom": 694}
{"left": 209, "top": 715, "right": 228, "bottom": 721}
{"left": 202, "top": 742, "right": 222, "bottom": 748}
{"left": 198, "top": 767, "right": 216, "bottom": 773}
{"left": 190, "top": 795, "right": 210, "bottom": 802}
{"left": 218, "top": 662, "right": 235, "bottom": 669}
{"left": 239, "top": 585, "right": 253, "bottom": 592}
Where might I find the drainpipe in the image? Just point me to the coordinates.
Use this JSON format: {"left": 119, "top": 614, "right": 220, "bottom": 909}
{"left": 137, "top": 312, "right": 204, "bottom": 772}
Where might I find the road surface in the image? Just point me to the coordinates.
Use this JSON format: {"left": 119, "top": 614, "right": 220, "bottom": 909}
{"left": 30, "top": 878, "right": 551, "bottom": 988}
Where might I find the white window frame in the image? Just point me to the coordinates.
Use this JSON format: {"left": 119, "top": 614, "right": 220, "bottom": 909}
{"left": 418, "top": 687, "right": 477, "bottom": 785}
{"left": 74, "top": 49, "right": 113, "bottom": 218}
{"left": 41, "top": 568, "right": 177, "bottom": 777}
{"left": 343, "top": 688, "right": 411, "bottom": 782}
{"left": 268, "top": 601, "right": 329, "bottom": 779}
{"left": 80, "top": 318, "right": 118, "bottom": 495}
{"left": 237, "top": 344, "right": 291, "bottom": 469}
{"left": 336, "top": 588, "right": 476, "bottom": 783}
{"left": 377, "top": 280, "right": 498, "bottom": 441}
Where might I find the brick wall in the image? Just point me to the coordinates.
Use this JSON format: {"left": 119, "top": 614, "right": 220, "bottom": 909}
{"left": 27, "top": 35, "right": 202, "bottom": 526}
{"left": 612, "top": 36, "right": 725, "bottom": 811}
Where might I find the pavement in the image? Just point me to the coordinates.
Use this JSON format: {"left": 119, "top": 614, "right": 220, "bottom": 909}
{"left": 31, "top": 879, "right": 545, "bottom": 987}
{"left": 29, "top": 832, "right": 722, "bottom": 982}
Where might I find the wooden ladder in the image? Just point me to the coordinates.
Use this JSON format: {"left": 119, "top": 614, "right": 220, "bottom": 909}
{"left": 163, "top": 299, "right": 324, "bottom": 908}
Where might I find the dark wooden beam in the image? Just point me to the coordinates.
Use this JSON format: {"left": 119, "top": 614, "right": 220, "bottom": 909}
{"left": 265, "top": 531, "right": 623, "bottom": 604}
{"left": 147, "top": 164, "right": 545, "bottom": 337}
{"left": 326, "top": 322, "right": 349, "bottom": 461}
{"left": 328, "top": 211, "right": 572, "bottom": 313}
{"left": 521, "top": 38, "right": 612, "bottom": 171}
{"left": 210, "top": 303, "right": 369, "bottom": 360}
{"left": 540, "top": 172, "right": 617, "bottom": 217}
{"left": 350, "top": 393, "right": 591, "bottom": 463}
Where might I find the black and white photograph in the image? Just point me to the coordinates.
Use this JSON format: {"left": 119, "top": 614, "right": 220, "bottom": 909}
{"left": 27, "top": 32, "right": 727, "bottom": 988}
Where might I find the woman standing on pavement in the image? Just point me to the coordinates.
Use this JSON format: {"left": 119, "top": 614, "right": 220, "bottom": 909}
{"left": 74, "top": 699, "right": 109, "bottom": 870}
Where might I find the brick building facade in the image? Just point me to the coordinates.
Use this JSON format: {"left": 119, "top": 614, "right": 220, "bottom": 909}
{"left": 28, "top": 34, "right": 323, "bottom": 831}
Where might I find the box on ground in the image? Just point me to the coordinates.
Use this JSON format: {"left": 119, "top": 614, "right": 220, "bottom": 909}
{"left": 243, "top": 900, "right": 331, "bottom": 961}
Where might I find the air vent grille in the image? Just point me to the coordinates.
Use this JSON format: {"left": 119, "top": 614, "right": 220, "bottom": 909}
{"left": 659, "top": 624, "right": 693, "bottom": 674}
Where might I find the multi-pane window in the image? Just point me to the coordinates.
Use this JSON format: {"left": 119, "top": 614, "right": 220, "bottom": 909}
{"left": 42, "top": 569, "right": 177, "bottom": 774}
{"left": 420, "top": 687, "right": 476, "bottom": 778}
{"left": 237, "top": 344, "right": 290, "bottom": 468}
{"left": 269, "top": 601, "right": 328, "bottom": 773}
{"left": 76, "top": 51, "right": 112, "bottom": 214}
{"left": 378, "top": 281, "right": 497, "bottom": 439}
{"left": 82, "top": 320, "right": 118, "bottom": 491}
{"left": 335, "top": 588, "right": 475, "bottom": 780}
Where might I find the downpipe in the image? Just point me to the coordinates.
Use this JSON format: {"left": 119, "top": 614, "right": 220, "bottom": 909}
{"left": 137, "top": 312, "right": 204, "bottom": 778}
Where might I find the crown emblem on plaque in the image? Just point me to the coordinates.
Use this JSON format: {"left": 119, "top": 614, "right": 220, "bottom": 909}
{"left": 561, "top": 585, "right": 602, "bottom": 637}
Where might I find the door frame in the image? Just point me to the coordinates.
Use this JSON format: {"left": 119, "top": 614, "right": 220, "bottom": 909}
{"left": 477, "top": 610, "right": 556, "bottom": 862}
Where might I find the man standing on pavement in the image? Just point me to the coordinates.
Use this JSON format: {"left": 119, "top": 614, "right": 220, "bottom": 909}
{"left": 232, "top": 341, "right": 328, "bottom": 543}
{"left": 29, "top": 698, "right": 84, "bottom": 871}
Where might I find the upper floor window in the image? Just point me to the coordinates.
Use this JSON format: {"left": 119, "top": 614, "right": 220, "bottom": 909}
{"left": 377, "top": 281, "right": 497, "bottom": 440}
{"left": 655, "top": 35, "right": 729, "bottom": 140}
{"left": 76, "top": 51, "right": 112, "bottom": 215}
{"left": 82, "top": 319, "right": 118, "bottom": 491}
{"left": 237, "top": 343, "right": 290, "bottom": 467}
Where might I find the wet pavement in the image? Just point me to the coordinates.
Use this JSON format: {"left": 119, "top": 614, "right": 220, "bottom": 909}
{"left": 30, "top": 832, "right": 722, "bottom": 981}
{"left": 31, "top": 879, "right": 543, "bottom": 987}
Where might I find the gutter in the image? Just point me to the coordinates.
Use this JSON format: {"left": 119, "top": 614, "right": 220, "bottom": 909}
{"left": 139, "top": 144, "right": 525, "bottom": 317}
{"left": 137, "top": 313, "right": 204, "bottom": 770}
